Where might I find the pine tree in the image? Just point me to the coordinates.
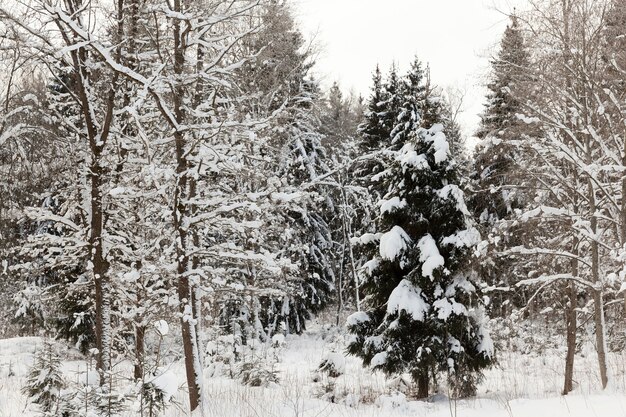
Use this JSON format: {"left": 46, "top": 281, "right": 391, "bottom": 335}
{"left": 348, "top": 102, "right": 494, "bottom": 398}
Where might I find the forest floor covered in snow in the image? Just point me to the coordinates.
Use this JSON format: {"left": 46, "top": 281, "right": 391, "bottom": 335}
{"left": 2, "top": 320, "right": 626, "bottom": 417}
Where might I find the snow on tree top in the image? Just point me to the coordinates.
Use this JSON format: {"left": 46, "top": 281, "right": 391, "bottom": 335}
{"left": 379, "top": 226, "right": 411, "bottom": 261}
{"left": 417, "top": 234, "right": 444, "bottom": 279}
{"left": 378, "top": 196, "right": 407, "bottom": 215}
{"left": 386, "top": 279, "right": 429, "bottom": 321}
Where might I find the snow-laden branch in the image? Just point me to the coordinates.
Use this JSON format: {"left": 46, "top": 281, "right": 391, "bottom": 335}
{"left": 505, "top": 246, "right": 592, "bottom": 268}
{"left": 517, "top": 273, "right": 599, "bottom": 291}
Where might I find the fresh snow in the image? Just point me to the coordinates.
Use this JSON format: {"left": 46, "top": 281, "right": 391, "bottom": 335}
{"left": 516, "top": 113, "right": 541, "bottom": 124}
{"left": 386, "top": 279, "right": 429, "bottom": 321}
{"left": 3, "top": 329, "right": 626, "bottom": 417}
{"left": 432, "top": 297, "right": 468, "bottom": 320}
{"left": 272, "top": 333, "right": 286, "bottom": 346}
{"left": 82, "top": 369, "right": 101, "bottom": 386}
{"left": 361, "top": 258, "right": 380, "bottom": 276}
{"left": 346, "top": 311, "right": 370, "bottom": 326}
{"left": 321, "top": 352, "right": 346, "bottom": 375}
{"left": 351, "top": 232, "right": 382, "bottom": 245}
{"left": 154, "top": 319, "right": 170, "bottom": 336}
{"left": 370, "top": 351, "right": 388, "bottom": 367}
{"left": 379, "top": 226, "right": 411, "bottom": 261}
{"left": 270, "top": 191, "right": 303, "bottom": 203}
{"left": 108, "top": 186, "right": 127, "bottom": 196}
{"left": 378, "top": 197, "right": 407, "bottom": 215}
{"left": 417, "top": 234, "right": 444, "bottom": 279}
{"left": 396, "top": 143, "right": 429, "bottom": 171}
{"left": 436, "top": 184, "right": 470, "bottom": 215}
{"left": 149, "top": 368, "right": 180, "bottom": 403}
{"left": 441, "top": 227, "right": 481, "bottom": 248}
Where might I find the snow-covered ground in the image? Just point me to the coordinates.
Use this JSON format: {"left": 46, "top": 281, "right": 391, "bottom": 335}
{"left": 2, "top": 324, "right": 626, "bottom": 417}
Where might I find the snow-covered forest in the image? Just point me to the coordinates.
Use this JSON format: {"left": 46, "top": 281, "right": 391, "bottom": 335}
{"left": 1, "top": 0, "right": 626, "bottom": 416}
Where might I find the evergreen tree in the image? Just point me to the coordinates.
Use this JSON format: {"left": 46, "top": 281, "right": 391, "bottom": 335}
{"left": 220, "top": 0, "right": 338, "bottom": 336}
{"left": 469, "top": 14, "right": 531, "bottom": 315}
{"left": 23, "top": 340, "right": 66, "bottom": 414}
{"left": 472, "top": 15, "right": 529, "bottom": 224}
{"left": 321, "top": 81, "right": 361, "bottom": 157}
{"left": 348, "top": 104, "right": 494, "bottom": 398}
{"left": 359, "top": 65, "right": 389, "bottom": 152}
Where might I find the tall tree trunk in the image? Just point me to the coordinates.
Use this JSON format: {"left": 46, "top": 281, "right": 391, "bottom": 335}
{"left": 134, "top": 321, "right": 145, "bottom": 381}
{"left": 134, "top": 261, "right": 145, "bottom": 381}
{"left": 189, "top": 177, "right": 203, "bottom": 367}
{"left": 416, "top": 371, "right": 429, "bottom": 399}
{"left": 341, "top": 183, "right": 360, "bottom": 311}
{"left": 172, "top": 0, "right": 202, "bottom": 410}
{"left": 621, "top": 148, "right": 626, "bottom": 315}
{"left": 91, "top": 155, "right": 111, "bottom": 376}
{"left": 563, "top": 281, "right": 577, "bottom": 394}
{"left": 563, "top": 167, "right": 579, "bottom": 395}
{"left": 588, "top": 179, "right": 608, "bottom": 389}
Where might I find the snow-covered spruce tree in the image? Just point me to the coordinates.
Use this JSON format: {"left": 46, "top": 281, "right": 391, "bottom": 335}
{"left": 23, "top": 340, "right": 66, "bottom": 414}
{"left": 217, "top": 0, "right": 338, "bottom": 336}
{"left": 274, "top": 78, "right": 337, "bottom": 332}
{"left": 0, "top": 0, "right": 133, "bottom": 381}
{"left": 0, "top": 76, "right": 64, "bottom": 338}
{"left": 473, "top": 14, "right": 529, "bottom": 222}
{"left": 359, "top": 65, "right": 389, "bottom": 153}
{"left": 350, "top": 64, "right": 393, "bottom": 250}
{"left": 469, "top": 14, "right": 531, "bottom": 316}
{"left": 14, "top": 69, "right": 97, "bottom": 352}
{"left": 351, "top": 64, "right": 406, "bottom": 267}
{"left": 321, "top": 81, "right": 363, "bottom": 159}
{"left": 348, "top": 108, "right": 494, "bottom": 398}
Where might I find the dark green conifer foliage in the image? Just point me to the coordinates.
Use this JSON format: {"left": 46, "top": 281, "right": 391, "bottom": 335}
{"left": 470, "top": 15, "right": 530, "bottom": 315}
{"left": 472, "top": 15, "right": 529, "bottom": 224}
{"left": 23, "top": 340, "right": 66, "bottom": 413}
{"left": 359, "top": 66, "right": 388, "bottom": 152}
{"left": 349, "top": 68, "right": 494, "bottom": 397}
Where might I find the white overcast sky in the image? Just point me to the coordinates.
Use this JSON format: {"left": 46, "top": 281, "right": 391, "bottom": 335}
{"left": 293, "top": 0, "right": 527, "bottom": 140}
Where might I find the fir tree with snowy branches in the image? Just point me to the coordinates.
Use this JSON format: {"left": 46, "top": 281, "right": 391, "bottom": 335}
{"left": 472, "top": 14, "right": 529, "bottom": 224}
{"left": 23, "top": 340, "right": 66, "bottom": 414}
{"left": 348, "top": 95, "right": 494, "bottom": 398}
{"left": 470, "top": 14, "right": 531, "bottom": 316}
